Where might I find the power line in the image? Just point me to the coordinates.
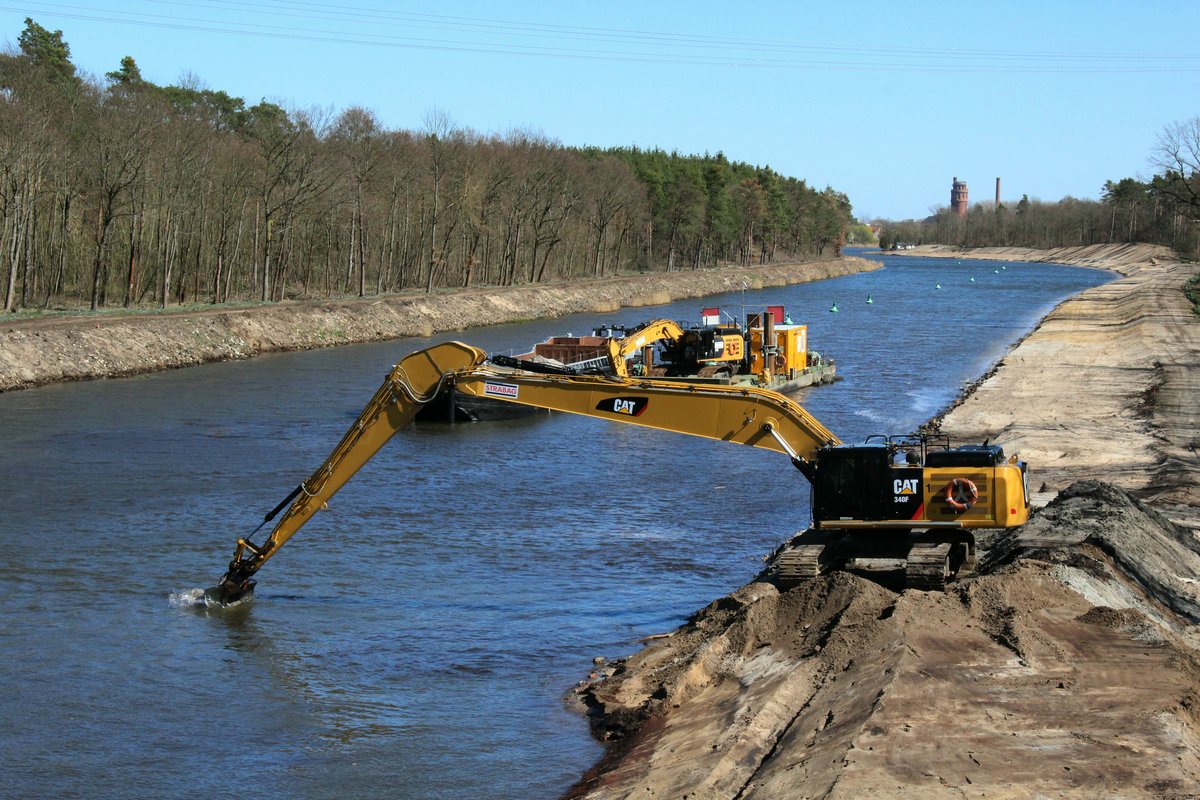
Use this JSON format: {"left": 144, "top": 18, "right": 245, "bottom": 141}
{"left": 4, "top": 1, "right": 1199, "bottom": 73}
{"left": 165, "top": 0, "right": 1200, "bottom": 64}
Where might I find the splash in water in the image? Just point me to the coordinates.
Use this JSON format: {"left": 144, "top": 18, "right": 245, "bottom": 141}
{"left": 168, "top": 587, "right": 252, "bottom": 609}
{"left": 168, "top": 588, "right": 208, "bottom": 608}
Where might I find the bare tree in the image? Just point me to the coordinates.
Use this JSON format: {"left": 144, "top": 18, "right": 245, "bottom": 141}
{"left": 82, "top": 85, "right": 155, "bottom": 309}
{"left": 582, "top": 156, "right": 638, "bottom": 277}
{"left": 331, "top": 107, "right": 383, "bottom": 297}
{"left": 248, "top": 103, "right": 330, "bottom": 301}
{"left": 421, "top": 107, "right": 457, "bottom": 294}
{"left": 1153, "top": 117, "right": 1200, "bottom": 221}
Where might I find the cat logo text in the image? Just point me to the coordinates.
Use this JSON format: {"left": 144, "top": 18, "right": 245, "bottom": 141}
{"left": 596, "top": 397, "right": 649, "bottom": 417}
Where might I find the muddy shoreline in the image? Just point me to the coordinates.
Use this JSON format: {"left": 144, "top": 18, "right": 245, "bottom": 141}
{"left": 0, "top": 257, "right": 876, "bottom": 393}
{"left": 566, "top": 242, "right": 1200, "bottom": 799}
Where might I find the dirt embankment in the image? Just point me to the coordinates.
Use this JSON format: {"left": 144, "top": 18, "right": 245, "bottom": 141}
{"left": 0, "top": 257, "right": 876, "bottom": 393}
{"left": 570, "top": 482, "right": 1200, "bottom": 799}
{"left": 568, "top": 242, "right": 1200, "bottom": 799}
{"left": 914, "top": 243, "right": 1200, "bottom": 527}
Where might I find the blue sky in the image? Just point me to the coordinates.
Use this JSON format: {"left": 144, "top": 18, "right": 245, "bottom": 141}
{"left": 2, "top": 1, "right": 1197, "bottom": 220}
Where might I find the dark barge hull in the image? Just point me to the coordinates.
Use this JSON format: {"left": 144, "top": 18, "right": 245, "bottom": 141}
{"left": 414, "top": 386, "right": 544, "bottom": 422}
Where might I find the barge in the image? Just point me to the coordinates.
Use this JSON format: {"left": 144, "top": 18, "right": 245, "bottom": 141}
{"left": 415, "top": 306, "right": 836, "bottom": 422}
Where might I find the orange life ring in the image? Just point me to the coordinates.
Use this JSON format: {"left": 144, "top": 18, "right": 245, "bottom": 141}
{"left": 945, "top": 477, "right": 979, "bottom": 511}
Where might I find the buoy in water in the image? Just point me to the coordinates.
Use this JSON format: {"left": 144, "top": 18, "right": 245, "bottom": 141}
{"left": 969, "top": 276, "right": 976, "bottom": 283}
{"left": 935, "top": 282, "right": 941, "bottom": 290}
{"left": 994, "top": 269, "right": 1000, "bottom": 273}
{"left": 829, "top": 302, "right": 838, "bottom": 313}
{"left": 866, "top": 294, "right": 874, "bottom": 304}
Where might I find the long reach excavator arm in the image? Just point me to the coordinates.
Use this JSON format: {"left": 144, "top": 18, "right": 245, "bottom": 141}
{"left": 214, "top": 336, "right": 1033, "bottom": 602}
{"left": 214, "top": 341, "right": 842, "bottom": 602}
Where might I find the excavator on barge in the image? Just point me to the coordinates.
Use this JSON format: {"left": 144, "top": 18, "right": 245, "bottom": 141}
{"left": 211, "top": 341, "right": 1030, "bottom": 604}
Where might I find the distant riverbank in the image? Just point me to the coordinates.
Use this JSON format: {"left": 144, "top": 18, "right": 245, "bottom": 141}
{"left": 0, "top": 257, "right": 878, "bottom": 392}
{"left": 890, "top": 241, "right": 1169, "bottom": 277}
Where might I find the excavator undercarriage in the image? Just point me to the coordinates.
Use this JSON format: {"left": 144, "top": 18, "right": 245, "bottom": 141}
{"left": 772, "top": 528, "right": 977, "bottom": 591}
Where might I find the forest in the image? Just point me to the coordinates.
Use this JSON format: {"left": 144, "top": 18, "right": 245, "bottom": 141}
{"left": 878, "top": 120, "right": 1200, "bottom": 258}
{"left": 0, "top": 19, "right": 854, "bottom": 314}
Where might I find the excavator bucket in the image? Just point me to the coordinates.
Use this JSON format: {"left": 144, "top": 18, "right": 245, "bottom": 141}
{"left": 207, "top": 570, "right": 256, "bottom": 606}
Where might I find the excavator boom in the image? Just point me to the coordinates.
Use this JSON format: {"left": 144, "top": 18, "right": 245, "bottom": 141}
{"left": 215, "top": 342, "right": 487, "bottom": 600}
{"left": 452, "top": 368, "right": 837, "bottom": 454}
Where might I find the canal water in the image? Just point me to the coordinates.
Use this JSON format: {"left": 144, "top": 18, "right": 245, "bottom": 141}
{"left": 0, "top": 251, "right": 1110, "bottom": 799}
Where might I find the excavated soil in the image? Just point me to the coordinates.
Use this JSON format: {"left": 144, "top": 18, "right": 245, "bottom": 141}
{"left": 0, "top": 257, "right": 875, "bottom": 392}
{"left": 567, "top": 243, "right": 1200, "bottom": 799}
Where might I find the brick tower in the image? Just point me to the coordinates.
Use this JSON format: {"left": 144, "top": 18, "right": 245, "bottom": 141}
{"left": 951, "top": 177, "right": 969, "bottom": 216}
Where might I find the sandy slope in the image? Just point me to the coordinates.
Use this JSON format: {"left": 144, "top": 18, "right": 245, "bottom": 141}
{"left": 567, "top": 243, "right": 1200, "bottom": 799}
{"left": 921, "top": 244, "right": 1200, "bottom": 526}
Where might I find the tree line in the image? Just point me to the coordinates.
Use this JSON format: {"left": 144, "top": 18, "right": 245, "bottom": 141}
{"left": 0, "top": 19, "right": 854, "bottom": 314}
{"left": 878, "top": 120, "right": 1200, "bottom": 258}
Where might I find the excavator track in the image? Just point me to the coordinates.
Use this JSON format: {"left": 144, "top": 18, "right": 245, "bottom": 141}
{"left": 905, "top": 541, "right": 953, "bottom": 590}
{"left": 696, "top": 365, "right": 733, "bottom": 379}
{"left": 905, "top": 535, "right": 975, "bottom": 590}
{"left": 773, "top": 530, "right": 846, "bottom": 587}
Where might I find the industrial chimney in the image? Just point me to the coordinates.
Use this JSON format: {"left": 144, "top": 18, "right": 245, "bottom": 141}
{"left": 995, "top": 177, "right": 1001, "bottom": 208}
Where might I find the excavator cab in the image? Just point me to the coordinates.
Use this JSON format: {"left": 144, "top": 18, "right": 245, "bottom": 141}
{"left": 810, "top": 436, "right": 1029, "bottom": 530}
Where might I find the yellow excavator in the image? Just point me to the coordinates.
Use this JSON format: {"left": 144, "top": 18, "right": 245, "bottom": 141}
{"left": 211, "top": 341, "right": 1030, "bottom": 604}
{"left": 604, "top": 318, "right": 685, "bottom": 377}
{"left": 603, "top": 318, "right": 746, "bottom": 379}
